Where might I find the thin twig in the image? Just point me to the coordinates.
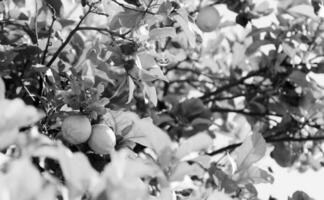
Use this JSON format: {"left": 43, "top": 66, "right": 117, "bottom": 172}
{"left": 46, "top": 6, "right": 93, "bottom": 67}
{"left": 77, "top": 26, "right": 133, "bottom": 41}
{"left": 111, "top": 0, "right": 155, "bottom": 15}
{"left": 207, "top": 135, "right": 324, "bottom": 156}
{"left": 200, "top": 68, "right": 266, "bottom": 102}
{"left": 210, "top": 106, "right": 282, "bottom": 117}
{"left": 42, "top": 15, "right": 56, "bottom": 64}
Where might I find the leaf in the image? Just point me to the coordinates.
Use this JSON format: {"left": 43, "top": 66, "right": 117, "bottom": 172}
{"left": 232, "top": 42, "right": 246, "bottom": 66}
{"left": 4, "top": 158, "right": 43, "bottom": 200}
{"left": 172, "top": 12, "right": 196, "bottom": 48}
{"left": 33, "top": 145, "right": 100, "bottom": 198}
{"left": 140, "top": 68, "right": 169, "bottom": 82}
{"left": 231, "top": 132, "right": 267, "bottom": 172}
{"left": 0, "top": 77, "right": 4, "bottom": 100}
{"left": 175, "top": 132, "right": 213, "bottom": 159}
{"left": 127, "top": 76, "right": 136, "bottom": 104}
{"left": 206, "top": 190, "right": 233, "bottom": 200}
{"left": 32, "top": 64, "right": 48, "bottom": 73}
{"left": 13, "top": 0, "right": 25, "bottom": 7}
{"left": 289, "top": 191, "right": 314, "bottom": 200}
{"left": 282, "top": 42, "right": 297, "bottom": 58}
{"left": 270, "top": 142, "right": 295, "bottom": 167}
{"left": 44, "top": 0, "right": 63, "bottom": 16}
{"left": 288, "top": 4, "right": 318, "bottom": 19}
{"left": 101, "top": 150, "right": 161, "bottom": 200}
{"left": 111, "top": 111, "right": 172, "bottom": 155}
{"left": 143, "top": 82, "right": 158, "bottom": 106}
{"left": 289, "top": 70, "right": 309, "bottom": 88}
{"left": 170, "top": 162, "right": 205, "bottom": 181}
{"left": 95, "top": 69, "right": 115, "bottom": 84}
{"left": 126, "top": 117, "right": 172, "bottom": 155}
{"left": 245, "top": 39, "right": 273, "bottom": 55}
{"left": 81, "top": 60, "right": 95, "bottom": 87}
{"left": 109, "top": 10, "right": 143, "bottom": 30}
{"left": 136, "top": 53, "right": 168, "bottom": 82}
{"left": 210, "top": 165, "right": 239, "bottom": 194}
{"left": 149, "top": 27, "right": 176, "bottom": 41}
{"left": 0, "top": 98, "right": 43, "bottom": 132}
{"left": 307, "top": 72, "right": 324, "bottom": 88}
{"left": 233, "top": 166, "right": 274, "bottom": 184}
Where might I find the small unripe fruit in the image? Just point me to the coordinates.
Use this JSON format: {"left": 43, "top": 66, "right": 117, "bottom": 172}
{"left": 196, "top": 6, "right": 220, "bottom": 32}
{"left": 62, "top": 115, "right": 92, "bottom": 144}
{"left": 88, "top": 124, "right": 116, "bottom": 155}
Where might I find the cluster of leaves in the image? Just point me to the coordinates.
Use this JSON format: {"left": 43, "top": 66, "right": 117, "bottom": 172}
{"left": 1, "top": 0, "right": 324, "bottom": 199}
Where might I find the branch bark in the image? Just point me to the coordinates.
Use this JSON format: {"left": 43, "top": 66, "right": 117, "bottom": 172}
{"left": 206, "top": 135, "right": 324, "bottom": 156}
{"left": 46, "top": 7, "right": 92, "bottom": 67}
{"left": 200, "top": 68, "right": 266, "bottom": 102}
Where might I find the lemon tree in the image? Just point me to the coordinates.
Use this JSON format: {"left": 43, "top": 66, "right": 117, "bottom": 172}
{"left": 0, "top": 0, "right": 324, "bottom": 199}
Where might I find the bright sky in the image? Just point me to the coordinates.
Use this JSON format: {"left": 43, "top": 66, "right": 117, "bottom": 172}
{"left": 256, "top": 155, "right": 324, "bottom": 200}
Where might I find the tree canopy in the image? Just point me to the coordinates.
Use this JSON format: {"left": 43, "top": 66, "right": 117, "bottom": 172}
{"left": 0, "top": 0, "right": 324, "bottom": 199}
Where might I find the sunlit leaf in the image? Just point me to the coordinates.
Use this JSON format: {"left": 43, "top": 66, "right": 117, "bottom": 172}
{"left": 288, "top": 4, "right": 318, "bottom": 19}
{"left": 172, "top": 11, "right": 196, "bottom": 48}
{"left": 109, "top": 10, "right": 143, "bottom": 30}
{"left": 111, "top": 111, "right": 172, "bottom": 155}
{"left": 245, "top": 39, "right": 273, "bottom": 55}
{"left": 307, "top": 72, "right": 324, "bottom": 88}
{"left": 0, "top": 99, "right": 43, "bottom": 149}
{"left": 206, "top": 190, "right": 233, "bottom": 200}
{"left": 143, "top": 82, "right": 158, "bottom": 106}
{"left": 126, "top": 76, "right": 136, "bottom": 104}
{"left": 175, "top": 132, "right": 213, "bottom": 159}
{"left": 33, "top": 145, "right": 100, "bottom": 198}
{"left": 101, "top": 150, "right": 161, "bottom": 200}
{"left": 149, "top": 27, "right": 176, "bottom": 42}
{"left": 233, "top": 166, "right": 274, "bottom": 184}
{"left": 170, "top": 162, "right": 204, "bottom": 181}
{"left": 231, "top": 132, "right": 267, "bottom": 172}
{"left": 4, "top": 158, "right": 43, "bottom": 200}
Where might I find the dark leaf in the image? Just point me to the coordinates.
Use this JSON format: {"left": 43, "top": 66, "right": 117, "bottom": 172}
{"left": 44, "top": 0, "right": 63, "bottom": 16}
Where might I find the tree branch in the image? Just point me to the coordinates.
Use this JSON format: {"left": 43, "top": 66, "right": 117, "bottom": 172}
{"left": 111, "top": 0, "right": 155, "bottom": 15}
{"left": 42, "top": 15, "right": 56, "bottom": 64}
{"left": 200, "top": 68, "right": 266, "bottom": 102}
{"left": 46, "top": 7, "right": 93, "bottom": 67}
{"left": 77, "top": 26, "right": 132, "bottom": 40}
{"left": 210, "top": 106, "right": 282, "bottom": 117}
{"left": 206, "top": 136, "right": 324, "bottom": 156}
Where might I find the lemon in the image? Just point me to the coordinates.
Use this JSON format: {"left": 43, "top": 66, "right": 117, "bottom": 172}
{"left": 88, "top": 124, "right": 116, "bottom": 154}
{"left": 196, "top": 6, "right": 220, "bottom": 32}
{"left": 62, "top": 115, "right": 92, "bottom": 145}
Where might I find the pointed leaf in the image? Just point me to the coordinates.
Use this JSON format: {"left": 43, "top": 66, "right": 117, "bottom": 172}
{"left": 207, "top": 190, "right": 233, "bottom": 200}
{"left": 172, "top": 13, "right": 196, "bottom": 48}
{"left": 143, "top": 82, "right": 158, "bottom": 106}
{"left": 234, "top": 166, "right": 274, "bottom": 184}
{"left": 33, "top": 145, "right": 100, "bottom": 197}
{"left": 111, "top": 111, "right": 172, "bottom": 155}
{"left": 175, "top": 133, "right": 213, "bottom": 159}
{"left": 149, "top": 27, "right": 176, "bottom": 41}
{"left": 127, "top": 76, "right": 136, "bottom": 104}
{"left": 170, "top": 162, "right": 205, "bottom": 181}
{"left": 288, "top": 5, "right": 318, "bottom": 18}
{"left": 231, "top": 132, "right": 267, "bottom": 172}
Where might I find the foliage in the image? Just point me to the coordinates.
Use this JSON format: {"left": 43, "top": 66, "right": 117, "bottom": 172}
{"left": 1, "top": 0, "right": 324, "bottom": 199}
